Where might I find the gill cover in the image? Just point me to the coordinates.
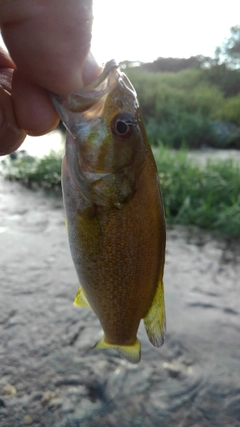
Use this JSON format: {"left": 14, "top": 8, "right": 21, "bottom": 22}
{"left": 51, "top": 60, "right": 146, "bottom": 209}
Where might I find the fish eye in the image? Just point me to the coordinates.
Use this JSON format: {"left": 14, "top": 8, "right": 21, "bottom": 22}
{"left": 116, "top": 120, "right": 129, "bottom": 134}
{"left": 111, "top": 114, "right": 135, "bottom": 139}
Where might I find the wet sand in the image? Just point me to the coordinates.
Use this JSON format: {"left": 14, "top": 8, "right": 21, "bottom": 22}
{"left": 0, "top": 179, "right": 240, "bottom": 427}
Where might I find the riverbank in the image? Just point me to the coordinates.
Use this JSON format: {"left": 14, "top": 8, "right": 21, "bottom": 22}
{"left": 2, "top": 142, "right": 240, "bottom": 237}
{"left": 0, "top": 179, "right": 239, "bottom": 426}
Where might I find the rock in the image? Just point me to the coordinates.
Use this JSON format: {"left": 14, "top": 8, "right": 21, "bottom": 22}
{"left": 23, "top": 414, "right": 33, "bottom": 425}
{"left": 29, "top": 391, "right": 43, "bottom": 402}
{"left": 61, "top": 399, "right": 75, "bottom": 414}
{"left": 163, "top": 361, "right": 192, "bottom": 378}
{"left": 0, "top": 398, "right": 6, "bottom": 407}
{"left": 48, "top": 398, "right": 62, "bottom": 410}
{"left": 40, "top": 391, "right": 54, "bottom": 406}
{"left": 54, "top": 376, "right": 83, "bottom": 387}
{"left": 3, "top": 383, "right": 17, "bottom": 396}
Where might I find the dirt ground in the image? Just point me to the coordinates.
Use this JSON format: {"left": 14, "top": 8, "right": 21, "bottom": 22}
{"left": 0, "top": 178, "right": 240, "bottom": 427}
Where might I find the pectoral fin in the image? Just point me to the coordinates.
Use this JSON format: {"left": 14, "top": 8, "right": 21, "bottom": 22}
{"left": 94, "top": 337, "right": 141, "bottom": 364}
{"left": 73, "top": 286, "right": 91, "bottom": 309}
{"left": 144, "top": 281, "right": 166, "bottom": 347}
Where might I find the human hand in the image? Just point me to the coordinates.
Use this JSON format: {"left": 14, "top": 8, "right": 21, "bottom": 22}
{"left": 0, "top": 0, "right": 100, "bottom": 155}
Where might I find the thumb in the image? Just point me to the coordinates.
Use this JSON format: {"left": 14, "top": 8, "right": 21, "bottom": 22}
{"left": 0, "top": 85, "right": 26, "bottom": 155}
{"left": 0, "top": 0, "right": 94, "bottom": 95}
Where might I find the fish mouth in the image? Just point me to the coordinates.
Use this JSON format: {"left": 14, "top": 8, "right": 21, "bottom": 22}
{"left": 50, "top": 60, "right": 137, "bottom": 138}
{"left": 65, "top": 59, "right": 119, "bottom": 113}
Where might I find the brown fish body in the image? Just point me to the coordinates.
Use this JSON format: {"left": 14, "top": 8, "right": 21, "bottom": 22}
{"left": 62, "top": 142, "right": 165, "bottom": 346}
{"left": 52, "top": 61, "right": 166, "bottom": 363}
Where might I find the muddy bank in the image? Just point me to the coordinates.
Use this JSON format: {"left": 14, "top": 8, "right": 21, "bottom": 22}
{"left": 0, "top": 179, "right": 240, "bottom": 427}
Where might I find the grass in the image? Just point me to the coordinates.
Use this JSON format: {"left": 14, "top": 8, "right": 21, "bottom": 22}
{"left": 155, "top": 146, "right": 240, "bottom": 236}
{"left": 2, "top": 151, "right": 62, "bottom": 192}
{"left": 2, "top": 147, "right": 240, "bottom": 237}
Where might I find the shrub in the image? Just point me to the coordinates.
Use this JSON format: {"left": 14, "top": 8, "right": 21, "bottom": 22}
{"left": 125, "top": 68, "right": 227, "bottom": 148}
{"left": 146, "top": 112, "right": 210, "bottom": 149}
{"left": 126, "top": 68, "right": 224, "bottom": 119}
{"left": 155, "top": 146, "right": 240, "bottom": 236}
{"left": 2, "top": 151, "right": 62, "bottom": 191}
{"left": 215, "top": 93, "right": 240, "bottom": 125}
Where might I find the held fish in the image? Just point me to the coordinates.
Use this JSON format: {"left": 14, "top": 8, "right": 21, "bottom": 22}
{"left": 51, "top": 60, "right": 166, "bottom": 364}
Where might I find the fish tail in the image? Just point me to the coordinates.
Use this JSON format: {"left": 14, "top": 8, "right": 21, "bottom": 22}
{"left": 94, "top": 337, "right": 141, "bottom": 364}
{"left": 144, "top": 280, "right": 166, "bottom": 347}
{"left": 73, "top": 286, "right": 91, "bottom": 309}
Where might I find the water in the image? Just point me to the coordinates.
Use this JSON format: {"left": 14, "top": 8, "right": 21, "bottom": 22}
{"left": 0, "top": 178, "right": 239, "bottom": 426}
{"left": 20, "top": 130, "right": 64, "bottom": 157}
{"left": 0, "top": 130, "right": 64, "bottom": 163}
{"left": 0, "top": 131, "right": 240, "bottom": 426}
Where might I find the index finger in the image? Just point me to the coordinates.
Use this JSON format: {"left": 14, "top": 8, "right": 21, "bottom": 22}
{"left": 0, "top": 0, "right": 94, "bottom": 95}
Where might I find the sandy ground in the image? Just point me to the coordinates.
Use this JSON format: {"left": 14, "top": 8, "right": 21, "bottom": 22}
{"left": 0, "top": 178, "right": 240, "bottom": 427}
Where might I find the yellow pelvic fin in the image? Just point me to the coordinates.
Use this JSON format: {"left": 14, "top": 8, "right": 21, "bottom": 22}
{"left": 64, "top": 218, "right": 68, "bottom": 234}
{"left": 94, "top": 337, "right": 141, "bottom": 364}
{"left": 73, "top": 286, "right": 91, "bottom": 309}
{"left": 144, "top": 281, "right": 166, "bottom": 348}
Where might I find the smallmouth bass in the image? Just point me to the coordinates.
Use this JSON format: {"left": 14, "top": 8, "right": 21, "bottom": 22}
{"left": 51, "top": 60, "right": 166, "bottom": 364}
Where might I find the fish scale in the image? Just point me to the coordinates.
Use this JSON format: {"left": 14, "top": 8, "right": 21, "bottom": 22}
{"left": 51, "top": 61, "right": 166, "bottom": 363}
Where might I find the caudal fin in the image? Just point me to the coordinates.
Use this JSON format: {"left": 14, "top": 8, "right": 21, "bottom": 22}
{"left": 94, "top": 336, "right": 141, "bottom": 364}
{"left": 144, "top": 281, "right": 166, "bottom": 347}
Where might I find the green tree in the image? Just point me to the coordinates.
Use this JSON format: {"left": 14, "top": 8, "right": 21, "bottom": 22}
{"left": 220, "top": 25, "right": 240, "bottom": 68}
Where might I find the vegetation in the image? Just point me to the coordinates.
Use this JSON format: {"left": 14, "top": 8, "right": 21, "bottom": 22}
{"left": 119, "top": 26, "right": 240, "bottom": 149}
{"left": 2, "top": 148, "right": 240, "bottom": 237}
{"left": 2, "top": 151, "right": 62, "bottom": 191}
{"left": 154, "top": 146, "right": 240, "bottom": 237}
{"left": 2, "top": 28, "right": 240, "bottom": 236}
{"left": 215, "top": 25, "right": 240, "bottom": 69}
{"left": 124, "top": 66, "right": 240, "bottom": 149}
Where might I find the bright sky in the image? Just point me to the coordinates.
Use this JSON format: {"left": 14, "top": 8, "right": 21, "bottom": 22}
{"left": 0, "top": 1, "right": 238, "bottom": 65}
{"left": 92, "top": 0, "right": 240, "bottom": 64}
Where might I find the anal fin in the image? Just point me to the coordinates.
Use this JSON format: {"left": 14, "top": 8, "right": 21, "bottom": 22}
{"left": 144, "top": 281, "right": 166, "bottom": 347}
{"left": 73, "top": 286, "right": 91, "bottom": 309}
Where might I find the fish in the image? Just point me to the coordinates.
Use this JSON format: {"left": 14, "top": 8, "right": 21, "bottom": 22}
{"left": 51, "top": 60, "right": 166, "bottom": 364}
